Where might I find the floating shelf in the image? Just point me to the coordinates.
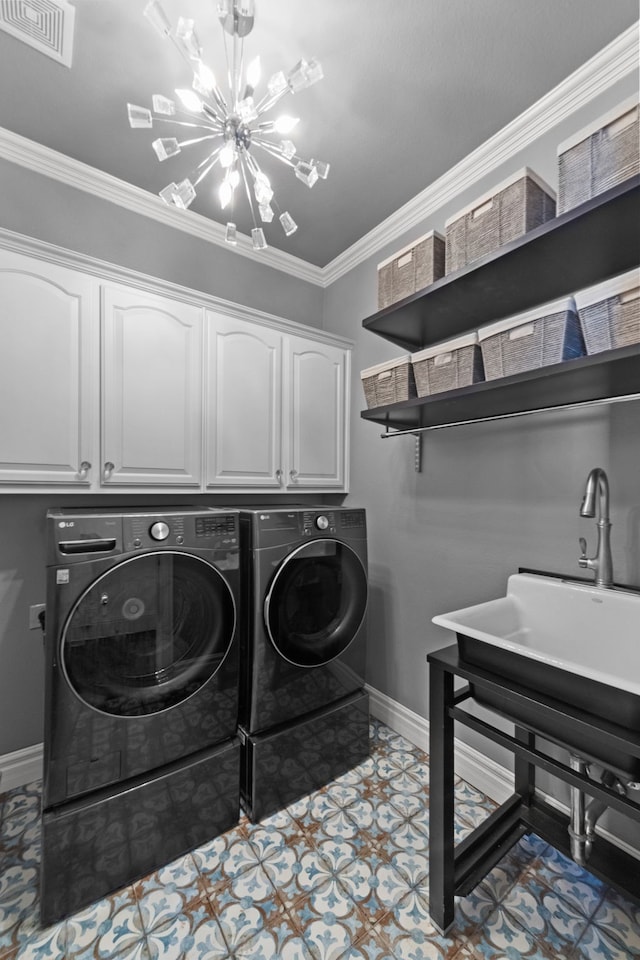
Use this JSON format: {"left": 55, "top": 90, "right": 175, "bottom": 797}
{"left": 361, "top": 345, "right": 640, "bottom": 431}
{"left": 363, "top": 177, "right": 640, "bottom": 351}
{"left": 361, "top": 177, "right": 640, "bottom": 432}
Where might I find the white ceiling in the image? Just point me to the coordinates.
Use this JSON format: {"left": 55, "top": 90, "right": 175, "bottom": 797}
{"left": 0, "top": 1, "right": 638, "bottom": 267}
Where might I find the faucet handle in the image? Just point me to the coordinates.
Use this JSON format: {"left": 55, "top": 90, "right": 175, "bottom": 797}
{"left": 578, "top": 536, "right": 590, "bottom": 569}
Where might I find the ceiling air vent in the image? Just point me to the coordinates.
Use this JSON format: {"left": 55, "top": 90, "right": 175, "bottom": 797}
{"left": 0, "top": 0, "right": 75, "bottom": 67}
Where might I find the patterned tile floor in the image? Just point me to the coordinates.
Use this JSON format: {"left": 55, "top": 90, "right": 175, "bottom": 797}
{"left": 1, "top": 719, "right": 639, "bottom": 959}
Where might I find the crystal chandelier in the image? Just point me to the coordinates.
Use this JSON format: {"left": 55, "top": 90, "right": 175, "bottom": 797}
{"left": 127, "top": 0, "right": 329, "bottom": 251}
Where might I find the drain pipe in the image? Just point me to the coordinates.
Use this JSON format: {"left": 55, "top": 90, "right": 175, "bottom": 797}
{"left": 568, "top": 756, "right": 628, "bottom": 863}
{"left": 568, "top": 754, "right": 591, "bottom": 864}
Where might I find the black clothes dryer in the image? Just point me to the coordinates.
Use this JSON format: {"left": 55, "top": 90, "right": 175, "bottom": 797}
{"left": 41, "top": 508, "right": 241, "bottom": 924}
{"left": 238, "top": 506, "right": 370, "bottom": 821}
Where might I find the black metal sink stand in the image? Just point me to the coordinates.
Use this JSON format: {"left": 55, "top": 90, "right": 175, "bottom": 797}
{"left": 427, "top": 643, "right": 640, "bottom": 935}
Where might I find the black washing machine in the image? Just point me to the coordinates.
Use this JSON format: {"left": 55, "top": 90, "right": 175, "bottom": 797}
{"left": 238, "top": 506, "right": 370, "bottom": 821}
{"left": 41, "top": 508, "right": 241, "bottom": 924}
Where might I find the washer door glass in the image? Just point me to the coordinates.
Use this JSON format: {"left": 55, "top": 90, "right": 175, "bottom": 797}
{"left": 264, "top": 539, "right": 367, "bottom": 667}
{"left": 62, "top": 552, "right": 236, "bottom": 716}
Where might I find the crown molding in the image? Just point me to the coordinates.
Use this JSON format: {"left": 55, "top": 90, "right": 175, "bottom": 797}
{"left": 0, "top": 128, "right": 325, "bottom": 286}
{"left": 322, "top": 23, "right": 640, "bottom": 285}
{"left": 0, "top": 23, "right": 637, "bottom": 290}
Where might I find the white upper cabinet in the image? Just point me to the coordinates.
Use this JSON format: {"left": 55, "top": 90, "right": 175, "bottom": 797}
{"left": 285, "top": 336, "right": 348, "bottom": 490}
{"left": 0, "top": 239, "right": 351, "bottom": 493}
{"left": 206, "top": 311, "right": 349, "bottom": 492}
{"left": 205, "top": 311, "right": 283, "bottom": 488}
{"left": 101, "top": 284, "right": 203, "bottom": 486}
{"left": 0, "top": 251, "right": 97, "bottom": 486}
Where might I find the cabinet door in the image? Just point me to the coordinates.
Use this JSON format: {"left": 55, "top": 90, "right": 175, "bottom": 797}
{"left": 101, "top": 284, "right": 202, "bottom": 486}
{"left": 0, "top": 251, "right": 96, "bottom": 486}
{"left": 284, "top": 337, "right": 349, "bottom": 490}
{"left": 205, "top": 311, "right": 283, "bottom": 488}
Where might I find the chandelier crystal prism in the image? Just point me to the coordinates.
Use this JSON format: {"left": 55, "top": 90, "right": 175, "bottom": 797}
{"left": 127, "top": 0, "right": 330, "bottom": 252}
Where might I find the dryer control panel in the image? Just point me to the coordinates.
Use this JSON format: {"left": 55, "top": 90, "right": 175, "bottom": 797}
{"left": 302, "top": 511, "right": 336, "bottom": 535}
{"left": 301, "top": 509, "right": 366, "bottom": 538}
{"left": 244, "top": 506, "right": 366, "bottom": 549}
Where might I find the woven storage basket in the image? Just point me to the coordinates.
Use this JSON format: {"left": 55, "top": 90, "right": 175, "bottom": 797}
{"left": 411, "top": 332, "right": 484, "bottom": 397}
{"left": 445, "top": 168, "right": 556, "bottom": 274}
{"left": 574, "top": 268, "right": 640, "bottom": 355}
{"left": 558, "top": 95, "right": 640, "bottom": 214}
{"left": 377, "top": 231, "right": 445, "bottom": 309}
{"left": 360, "top": 356, "right": 416, "bottom": 408}
{"left": 478, "top": 297, "right": 583, "bottom": 380}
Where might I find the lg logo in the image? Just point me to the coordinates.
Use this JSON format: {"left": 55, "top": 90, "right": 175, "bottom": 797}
{"left": 58, "top": 521, "right": 75, "bottom": 528}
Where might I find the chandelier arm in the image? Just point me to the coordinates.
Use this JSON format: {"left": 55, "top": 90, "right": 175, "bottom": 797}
{"left": 239, "top": 152, "right": 260, "bottom": 229}
{"left": 254, "top": 86, "right": 290, "bottom": 117}
{"left": 155, "top": 117, "right": 221, "bottom": 132}
{"left": 167, "top": 32, "right": 197, "bottom": 71}
{"left": 163, "top": 103, "right": 223, "bottom": 131}
{"left": 209, "top": 84, "right": 229, "bottom": 116}
{"left": 151, "top": 10, "right": 229, "bottom": 130}
{"left": 191, "top": 145, "right": 225, "bottom": 187}
{"left": 252, "top": 137, "right": 296, "bottom": 167}
{"left": 202, "top": 101, "right": 226, "bottom": 126}
{"left": 176, "top": 135, "right": 220, "bottom": 149}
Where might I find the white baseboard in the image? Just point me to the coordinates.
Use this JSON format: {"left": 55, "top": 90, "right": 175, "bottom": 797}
{"left": 0, "top": 743, "right": 43, "bottom": 795}
{"left": 366, "top": 683, "right": 639, "bottom": 861}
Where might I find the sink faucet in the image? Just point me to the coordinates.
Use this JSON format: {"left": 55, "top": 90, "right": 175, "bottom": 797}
{"left": 578, "top": 467, "right": 613, "bottom": 589}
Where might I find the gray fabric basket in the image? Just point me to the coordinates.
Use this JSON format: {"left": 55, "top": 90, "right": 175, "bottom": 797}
{"left": 377, "top": 232, "right": 445, "bottom": 309}
{"left": 445, "top": 169, "right": 556, "bottom": 275}
{"left": 558, "top": 99, "right": 639, "bottom": 214}
{"left": 361, "top": 358, "right": 417, "bottom": 408}
{"left": 575, "top": 272, "right": 640, "bottom": 355}
{"left": 479, "top": 299, "right": 584, "bottom": 380}
{"left": 411, "top": 335, "right": 484, "bottom": 397}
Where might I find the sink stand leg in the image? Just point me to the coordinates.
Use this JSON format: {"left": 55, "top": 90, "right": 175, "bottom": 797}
{"left": 429, "top": 662, "right": 456, "bottom": 934}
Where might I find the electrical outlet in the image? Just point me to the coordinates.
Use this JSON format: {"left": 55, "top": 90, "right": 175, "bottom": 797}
{"left": 29, "top": 603, "right": 46, "bottom": 630}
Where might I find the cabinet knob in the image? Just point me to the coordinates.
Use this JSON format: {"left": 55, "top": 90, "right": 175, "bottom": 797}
{"left": 289, "top": 468, "right": 299, "bottom": 483}
{"left": 78, "top": 461, "right": 91, "bottom": 480}
{"left": 103, "top": 461, "right": 115, "bottom": 481}
{"left": 275, "top": 468, "right": 283, "bottom": 482}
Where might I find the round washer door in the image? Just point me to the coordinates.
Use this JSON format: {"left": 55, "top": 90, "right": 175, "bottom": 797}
{"left": 62, "top": 551, "right": 236, "bottom": 716}
{"left": 264, "top": 539, "right": 367, "bottom": 667}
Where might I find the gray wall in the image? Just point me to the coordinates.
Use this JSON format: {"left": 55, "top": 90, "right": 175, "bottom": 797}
{"left": 323, "top": 75, "right": 640, "bottom": 849}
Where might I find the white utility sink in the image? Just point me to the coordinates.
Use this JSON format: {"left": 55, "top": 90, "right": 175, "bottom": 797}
{"left": 432, "top": 573, "right": 640, "bottom": 698}
{"left": 433, "top": 573, "right": 640, "bottom": 776}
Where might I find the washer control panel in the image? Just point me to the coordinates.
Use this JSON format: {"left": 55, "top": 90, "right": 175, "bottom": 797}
{"left": 125, "top": 511, "right": 238, "bottom": 551}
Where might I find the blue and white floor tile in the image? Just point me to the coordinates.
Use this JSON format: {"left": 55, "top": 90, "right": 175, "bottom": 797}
{"left": 1, "top": 719, "right": 638, "bottom": 959}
